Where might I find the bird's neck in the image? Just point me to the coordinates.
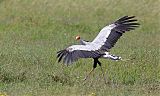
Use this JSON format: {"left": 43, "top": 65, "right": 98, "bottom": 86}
{"left": 78, "top": 38, "right": 83, "bottom": 42}
{"left": 80, "top": 39, "right": 84, "bottom": 44}
{"left": 79, "top": 39, "right": 89, "bottom": 45}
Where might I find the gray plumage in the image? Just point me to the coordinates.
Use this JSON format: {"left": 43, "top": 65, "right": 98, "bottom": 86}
{"left": 57, "top": 16, "right": 140, "bottom": 65}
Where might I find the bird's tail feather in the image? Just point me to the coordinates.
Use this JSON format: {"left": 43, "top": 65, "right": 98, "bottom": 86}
{"left": 102, "top": 52, "right": 122, "bottom": 61}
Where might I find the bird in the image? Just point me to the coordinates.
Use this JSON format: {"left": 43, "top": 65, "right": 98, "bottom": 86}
{"left": 57, "top": 16, "right": 140, "bottom": 83}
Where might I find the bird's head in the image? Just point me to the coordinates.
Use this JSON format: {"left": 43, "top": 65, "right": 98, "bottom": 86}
{"left": 75, "top": 35, "right": 80, "bottom": 41}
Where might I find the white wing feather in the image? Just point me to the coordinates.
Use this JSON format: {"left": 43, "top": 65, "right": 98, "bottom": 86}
{"left": 68, "top": 24, "right": 116, "bottom": 52}
{"left": 67, "top": 44, "right": 98, "bottom": 52}
{"left": 57, "top": 16, "right": 139, "bottom": 64}
{"left": 91, "top": 24, "right": 116, "bottom": 49}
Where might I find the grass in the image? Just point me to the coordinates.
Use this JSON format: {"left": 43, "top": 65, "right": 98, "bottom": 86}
{"left": 0, "top": 0, "right": 160, "bottom": 96}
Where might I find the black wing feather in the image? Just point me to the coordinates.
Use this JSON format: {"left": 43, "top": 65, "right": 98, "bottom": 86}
{"left": 100, "top": 16, "right": 140, "bottom": 51}
{"left": 57, "top": 16, "right": 139, "bottom": 64}
{"left": 56, "top": 49, "right": 104, "bottom": 64}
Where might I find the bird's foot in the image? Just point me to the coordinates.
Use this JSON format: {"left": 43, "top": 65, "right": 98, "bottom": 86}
{"left": 82, "top": 76, "right": 89, "bottom": 85}
{"left": 83, "top": 77, "right": 87, "bottom": 81}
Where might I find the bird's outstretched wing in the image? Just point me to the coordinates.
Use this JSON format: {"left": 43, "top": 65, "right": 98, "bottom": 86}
{"left": 57, "top": 45, "right": 104, "bottom": 65}
{"left": 91, "top": 16, "right": 140, "bottom": 51}
{"left": 57, "top": 16, "right": 139, "bottom": 64}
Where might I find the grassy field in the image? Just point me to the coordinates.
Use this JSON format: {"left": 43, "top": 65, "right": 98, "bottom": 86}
{"left": 0, "top": 0, "right": 160, "bottom": 96}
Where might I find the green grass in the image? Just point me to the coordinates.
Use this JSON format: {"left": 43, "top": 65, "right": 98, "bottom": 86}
{"left": 0, "top": 0, "right": 160, "bottom": 96}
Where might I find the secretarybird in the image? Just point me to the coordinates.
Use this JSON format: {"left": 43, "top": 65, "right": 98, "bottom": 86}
{"left": 57, "top": 16, "right": 140, "bottom": 83}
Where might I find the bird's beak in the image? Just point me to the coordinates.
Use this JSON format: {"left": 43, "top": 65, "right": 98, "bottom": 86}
{"left": 75, "top": 35, "right": 80, "bottom": 40}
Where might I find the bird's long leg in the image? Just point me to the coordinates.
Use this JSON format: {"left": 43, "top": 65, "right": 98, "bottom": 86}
{"left": 100, "top": 66, "right": 108, "bottom": 85}
{"left": 83, "top": 59, "right": 97, "bottom": 81}
{"left": 83, "top": 68, "right": 95, "bottom": 81}
{"left": 97, "top": 60, "right": 108, "bottom": 85}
